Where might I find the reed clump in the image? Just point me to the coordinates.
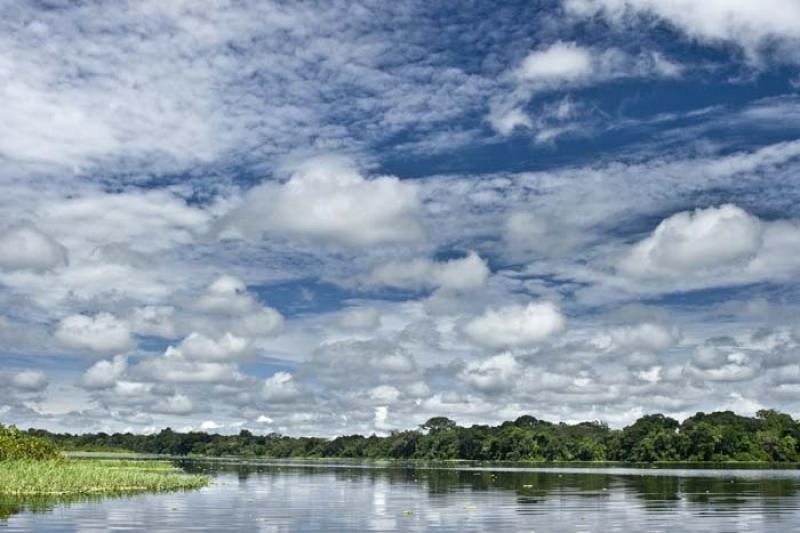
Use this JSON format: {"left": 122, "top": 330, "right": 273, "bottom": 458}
{"left": 0, "top": 459, "right": 209, "bottom": 495}
{"left": 0, "top": 423, "right": 208, "bottom": 495}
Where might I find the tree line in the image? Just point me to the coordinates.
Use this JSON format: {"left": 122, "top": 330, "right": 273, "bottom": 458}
{"left": 20, "top": 409, "right": 800, "bottom": 462}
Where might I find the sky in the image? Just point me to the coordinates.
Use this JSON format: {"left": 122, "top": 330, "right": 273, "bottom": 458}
{"left": 1, "top": 0, "right": 800, "bottom": 437}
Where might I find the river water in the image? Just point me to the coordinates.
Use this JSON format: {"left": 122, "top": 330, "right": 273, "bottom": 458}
{"left": 3, "top": 460, "right": 800, "bottom": 531}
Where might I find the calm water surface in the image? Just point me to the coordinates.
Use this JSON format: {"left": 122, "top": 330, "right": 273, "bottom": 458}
{"left": 3, "top": 460, "right": 800, "bottom": 532}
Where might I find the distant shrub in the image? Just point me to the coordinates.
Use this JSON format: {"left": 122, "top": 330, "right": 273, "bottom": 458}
{"left": 0, "top": 423, "right": 59, "bottom": 461}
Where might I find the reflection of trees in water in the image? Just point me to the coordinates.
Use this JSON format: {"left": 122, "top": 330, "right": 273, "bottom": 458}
{"left": 5, "top": 460, "right": 800, "bottom": 522}
{"left": 184, "top": 459, "right": 800, "bottom": 517}
{"left": 621, "top": 475, "right": 798, "bottom": 513}
{"left": 0, "top": 492, "right": 132, "bottom": 521}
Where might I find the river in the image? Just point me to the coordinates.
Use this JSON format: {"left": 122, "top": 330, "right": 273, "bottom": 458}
{"left": 3, "top": 459, "right": 800, "bottom": 531}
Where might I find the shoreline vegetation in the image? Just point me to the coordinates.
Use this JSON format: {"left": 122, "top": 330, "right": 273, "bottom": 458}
{"left": 20, "top": 409, "right": 800, "bottom": 464}
{"left": 0, "top": 424, "right": 209, "bottom": 497}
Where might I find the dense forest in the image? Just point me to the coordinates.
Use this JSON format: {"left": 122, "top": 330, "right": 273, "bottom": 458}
{"left": 21, "top": 410, "right": 800, "bottom": 463}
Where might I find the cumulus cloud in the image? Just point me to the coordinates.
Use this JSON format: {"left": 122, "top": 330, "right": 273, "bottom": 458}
{"left": 460, "top": 352, "right": 520, "bottom": 393}
{"left": 40, "top": 190, "right": 210, "bottom": 254}
{"left": 55, "top": 313, "right": 134, "bottom": 354}
{"left": 174, "top": 332, "right": 250, "bottom": 362}
{"left": 221, "top": 156, "right": 423, "bottom": 246}
{"left": 0, "top": 222, "right": 68, "bottom": 272}
{"left": 463, "top": 302, "right": 565, "bottom": 349}
{"left": 596, "top": 322, "right": 680, "bottom": 354}
{"left": 81, "top": 355, "right": 128, "bottom": 390}
{"left": 262, "top": 372, "right": 302, "bottom": 403}
{"left": 195, "top": 276, "right": 255, "bottom": 315}
{"left": 129, "top": 306, "right": 177, "bottom": 339}
{"left": 9, "top": 370, "right": 49, "bottom": 392}
{"left": 364, "top": 251, "right": 490, "bottom": 291}
{"left": 565, "top": 0, "right": 800, "bottom": 62}
{"left": 608, "top": 204, "right": 800, "bottom": 297}
{"left": 369, "top": 385, "right": 401, "bottom": 404}
{"left": 308, "top": 340, "right": 421, "bottom": 390}
{"left": 0, "top": 189, "right": 212, "bottom": 313}
{"left": 191, "top": 275, "right": 284, "bottom": 337}
{"left": 687, "top": 339, "right": 759, "bottom": 382}
{"left": 620, "top": 204, "right": 763, "bottom": 278}
{"left": 152, "top": 394, "right": 195, "bottom": 416}
{"left": 135, "top": 342, "right": 247, "bottom": 385}
{"left": 138, "top": 357, "right": 245, "bottom": 385}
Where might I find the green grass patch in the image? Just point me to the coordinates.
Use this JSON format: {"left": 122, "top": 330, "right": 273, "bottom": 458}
{"left": 0, "top": 459, "right": 209, "bottom": 496}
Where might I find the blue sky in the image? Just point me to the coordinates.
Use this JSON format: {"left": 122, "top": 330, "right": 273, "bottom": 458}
{"left": 1, "top": 0, "right": 800, "bottom": 436}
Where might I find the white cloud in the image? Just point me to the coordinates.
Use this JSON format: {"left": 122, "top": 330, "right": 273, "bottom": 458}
{"left": 565, "top": 0, "right": 800, "bottom": 61}
{"left": 0, "top": 188, "right": 211, "bottom": 312}
{"left": 369, "top": 385, "right": 401, "bottom": 404}
{"left": 374, "top": 406, "right": 390, "bottom": 431}
{"left": 517, "top": 41, "right": 593, "bottom": 85}
{"left": 609, "top": 204, "right": 800, "bottom": 296}
{"left": 687, "top": 342, "right": 759, "bottom": 382}
{"left": 81, "top": 355, "right": 128, "bottom": 390}
{"left": 175, "top": 332, "right": 250, "bottom": 362}
{"left": 199, "top": 420, "right": 223, "bottom": 431}
{"left": 463, "top": 302, "right": 565, "bottom": 349}
{"left": 365, "top": 251, "right": 489, "bottom": 291}
{"left": 620, "top": 204, "right": 763, "bottom": 278}
{"left": 0, "top": 222, "right": 68, "bottom": 272}
{"left": 152, "top": 394, "right": 194, "bottom": 416}
{"left": 195, "top": 275, "right": 254, "bottom": 315}
{"left": 308, "top": 340, "right": 422, "bottom": 391}
{"left": 10, "top": 370, "right": 48, "bottom": 392}
{"left": 460, "top": 352, "right": 519, "bottom": 393}
{"left": 262, "top": 371, "right": 302, "bottom": 403}
{"left": 55, "top": 313, "right": 134, "bottom": 354}
{"left": 137, "top": 346, "right": 246, "bottom": 384}
{"left": 4, "top": 3, "right": 800, "bottom": 436}
{"left": 113, "top": 381, "right": 153, "bottom": 397}
{"left": 406, "top": 381, "right": 431, "bottom": 398}
{"left": 600, "top": 322, "right": 679, "bottom": 353}
{"left": 505, "top": 212, "right": 586, "bottom": 258}
{"left": 488, "top": 107, "right": 533, "bottom": 136}
{"left": 139, "top": 358, "right": 245, "bottom": 385}
{"left": 191, "top": 275, "right": 284, "bottom": 337}
{"left": 235, "top": 309, "right": 285, "bottom": 338}
{"left": 221, "top": 156, "right": 423, "bottom": 246}
{"left": 129, "top": 306, "right": 177, "bottom": 338}
{"left": 38, "top": 190, "right": 209, "bottom": 254}
{"left": 489, "top": 41, "right": 680, "bottom": 135}
{"left": 0, "top": 1, "right": 499, "bottom": 180}
{"left": 636, "top": 366, "right": 663, "bottom": 384}
{"left": 335, "top": 307, "right": 381, "bottom": 331}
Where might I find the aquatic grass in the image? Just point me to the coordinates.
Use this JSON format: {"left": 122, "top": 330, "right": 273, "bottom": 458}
{"left": 0, "top": 459, "right": 209, "bottom": 496}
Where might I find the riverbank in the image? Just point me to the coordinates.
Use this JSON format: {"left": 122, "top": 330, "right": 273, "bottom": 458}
{"left": 0, "top": 459, "right": 209, "bottom": 496}
{"left": 65, "top": 451, "right": 800, "bottom": 470}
